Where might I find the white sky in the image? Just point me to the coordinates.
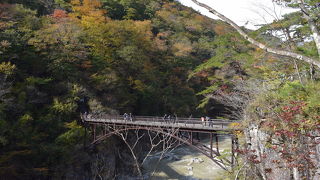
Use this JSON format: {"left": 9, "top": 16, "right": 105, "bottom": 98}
{"left": 178, "top": 0, "right": 297, "bottom": 30}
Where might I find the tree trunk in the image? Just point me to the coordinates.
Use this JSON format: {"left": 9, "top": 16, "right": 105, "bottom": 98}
{"left": 293, "top": 167, "right": 301, "bottom": 180}
{"left": 298, "top": 3, "right": 320, "bottom": 57}
{"left": 190, "top": 0, "right": 320, "bottom": 68}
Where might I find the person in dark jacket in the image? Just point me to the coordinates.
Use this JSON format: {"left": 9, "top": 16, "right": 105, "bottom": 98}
{"left": 78, "top": 96, "right": 90, "bottom": 121}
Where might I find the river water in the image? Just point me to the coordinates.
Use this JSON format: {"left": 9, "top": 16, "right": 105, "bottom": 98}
{"left": 142, "top": 136, "right": 232, "bottom": 180}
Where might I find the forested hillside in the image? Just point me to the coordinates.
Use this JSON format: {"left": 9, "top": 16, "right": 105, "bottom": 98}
{"left": 0, "top": 0, "right": 319, "bottom": 179}
{"left": 0, "top": 0, "right": 237, "bottom": 178}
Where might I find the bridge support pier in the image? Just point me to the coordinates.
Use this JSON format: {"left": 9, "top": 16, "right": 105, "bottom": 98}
{"left": 216, "top": 134, "right": 219, "bottom": 155}
{"left": 92, "top": 124, "right": 96, "bottom": 141}
{"left": 210, "top": 133, "right": 213, "bottom": 157}
{"left": 83, "top": 126, "right": 87, "bottom": 149}
{"left": 231, "top": 135, "right": 238, "bottom": 169}
{"left": 104, "top": 124, "right": 107, "bottom": 135}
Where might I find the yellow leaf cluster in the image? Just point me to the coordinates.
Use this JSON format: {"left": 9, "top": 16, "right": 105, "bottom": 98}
{"left": 70, "top": 0, "right": 108, "bottom": 28}
{"left": 134, "top": 20, "right": 153, "bottom": 38}
{"left": 229, "top": 122, "right": 240, "bottom": 128}
{"left": 0, "top": 61, "right": 16, "bottom": 75}
{"left": 172, "top": 42, "right": 193, "bottom": 57}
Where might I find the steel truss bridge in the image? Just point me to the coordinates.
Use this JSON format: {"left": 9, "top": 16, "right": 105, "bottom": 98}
{"left": 83, "top": 114, "right": 240, "bottom": 171}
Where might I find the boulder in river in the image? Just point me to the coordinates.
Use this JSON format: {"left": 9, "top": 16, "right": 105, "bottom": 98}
{"left": 187, "top": 159, "right": 194, "bottom": 166}
{"left": 186, "top": 166, "right": 193, "bottom": 171}
{"left": 193, "top": 157, "right": 204, "bottom": 163}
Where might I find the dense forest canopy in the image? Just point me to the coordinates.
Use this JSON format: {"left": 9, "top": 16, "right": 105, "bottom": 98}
{"left": 0, "top": 0, "right": 224, "bottom": 178}
{"left": 0, "top": 0, "right": 319, "bottom": 179}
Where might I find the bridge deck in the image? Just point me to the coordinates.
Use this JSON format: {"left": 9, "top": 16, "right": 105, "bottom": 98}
{"left": 84, "top": 115, "right": 237, "bottom": 132}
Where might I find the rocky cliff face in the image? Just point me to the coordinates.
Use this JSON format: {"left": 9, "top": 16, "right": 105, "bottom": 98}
{"left": 53, "top": 136, "right": 143, "bottom": 180}
{"left": 53, "top": 141, "right": 116, "bottom": 180}
{"left": 245, "top": 124, "right": 320, "bottom": 180}
{"left": 245, "top": 124, "right": 291, "bottom": 180}
{"left": 315, "top": 137, "right": 320, "bottom": 180}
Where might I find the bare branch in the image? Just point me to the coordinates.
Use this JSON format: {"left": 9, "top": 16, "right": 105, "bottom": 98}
{"left": 112, "top": 127, "right": 181, "bottom": 178}
{"left": 116, "top": 130, "right": 143, "bottom": 176}
{"left": 208, "top": 79, "right": 266, "bottom": 119}
{"left": 140, "top": 130, "right": 162, "bottom": 165}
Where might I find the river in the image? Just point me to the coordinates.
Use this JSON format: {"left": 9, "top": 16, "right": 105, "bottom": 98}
{"left": 142, "top": 135, "right": 232, "bottom": 180}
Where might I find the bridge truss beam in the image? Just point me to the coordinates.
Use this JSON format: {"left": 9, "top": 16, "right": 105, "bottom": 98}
{"left": 85, "top": 122, "right": 238, "bottom": 172}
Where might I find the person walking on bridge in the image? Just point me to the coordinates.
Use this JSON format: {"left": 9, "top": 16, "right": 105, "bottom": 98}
{"left": 173, "top": 113, "right": 178, "bottom": 124}
{"left": 123, "top": 113, "right": 128, "bottom": 121}
{"left": 201, "top": 117, "right": 205, "bottom": 126}
{"left": 129, "top": 113, "right": 133, "bottom": 121}
{"left": 206, "top": 116, "right": 213, "bottom": 127}
{"left": 163, "top": 114, "right": 168, "bottom": 123}
{"left": 78, "top": 96, "right": 90, "bottom": 122}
